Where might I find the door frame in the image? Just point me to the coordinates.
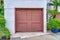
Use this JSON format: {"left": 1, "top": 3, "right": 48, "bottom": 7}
{"left": 15, "top": 8, "right": 44, "bottom": 33}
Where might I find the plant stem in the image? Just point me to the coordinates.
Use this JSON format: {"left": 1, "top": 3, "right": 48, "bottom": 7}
{"left": 53, "top": 15, "right": 56, "bottom": 18}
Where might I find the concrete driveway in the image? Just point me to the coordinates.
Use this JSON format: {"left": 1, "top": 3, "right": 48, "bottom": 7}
{"left": 10, "top": 32, "right": 60, "bottom": 40}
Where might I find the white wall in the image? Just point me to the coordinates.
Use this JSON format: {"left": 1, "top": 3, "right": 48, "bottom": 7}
{"left": 4, "top": 0, "right": 47, "bottom": 34}
{"left": 58, "top": 6, "right": 60, "bottom": 12}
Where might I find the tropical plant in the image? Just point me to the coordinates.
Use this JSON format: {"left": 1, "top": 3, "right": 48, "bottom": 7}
{"left": 48, "top": 0, "right": 60, "bottom": 18}
{"left": 48, "top": 10, "right": 58, "bottom": 18}
{"left": 47, "top": 19, "right": 60, "bottom": 30}
{"left": 48, "top": 0, "right": 60, "bottom": 10}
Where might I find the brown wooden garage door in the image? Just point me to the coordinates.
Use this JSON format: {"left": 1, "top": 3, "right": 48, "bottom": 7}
{"left": 15, "top": 8, "right": 43, "bottom": 32}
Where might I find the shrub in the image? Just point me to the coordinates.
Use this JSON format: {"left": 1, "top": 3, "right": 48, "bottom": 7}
{"left": 47, "top": 19, "right": 60, "bottom": 30}
{"left": 0, "top": 31, "right": 4, "bottom": 37}
{"left": 0, "top": 14, "right": 4, "bottom": 18}
{"left": 0, "top": 14, "right": 11, "bottom": 37}
{"left": 0, "top": 0, "right": 11, "bottom": 37}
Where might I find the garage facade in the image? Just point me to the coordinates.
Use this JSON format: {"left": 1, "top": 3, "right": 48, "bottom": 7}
{"left": 15, "top": 8, "right": 43, "bottom": 32}
{"left": 4, "top": 0, "right": 47, "bottom": 34}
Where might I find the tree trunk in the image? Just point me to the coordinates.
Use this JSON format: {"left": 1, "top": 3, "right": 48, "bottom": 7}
{"left": 55, "top": 6, "right": 58, "bottom": 11}
{"left": 53, "top": 15, "right": 56, "bottom": 18}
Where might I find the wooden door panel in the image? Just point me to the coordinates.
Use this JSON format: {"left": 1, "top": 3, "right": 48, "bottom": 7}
{"left": 31, "top": 10, "right": 42, "bottom": 21}
{"left": 31, "top": 22, "right": 43, "bottom": 31}
{"left": 16, "top": 23, "right": 27, "bottom": 32}
{"left": 16, "top": 10, "right": 27, "bottom": 32}
{"left": 26, "top": 10, "right": 32, "bottom": 32}
{"left": 16, "top": 10, "right": 27, "bottom": 22}
{"left": 31, "top": 10, "right": 43, "bottom": 31}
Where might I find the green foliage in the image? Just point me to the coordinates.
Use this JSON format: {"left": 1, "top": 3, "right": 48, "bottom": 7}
{"left": 48, "top": 10, "right": 58, "bottom": 16}
{"left": 48, "top": 0, "right": 60, "bottom": 10}
{"left": 47, "top": 19, "right": 60, "bottom": 30}
{"left": 0, "top": 14, "right": 4, "bottom": 18}
{"left": 48, "top": 0, "right": 60, "bottom": 18}
{"left": 0, "top": 0, "right": 4, "bottom": 4}
{"left": 0, "top": 0, "right": 11, "bottom": 37}
{"left": 3, "top": 28, "right": 11, "bottom": 37}
{"left": 0, "top": 18, "right": 5, "bottom": 24}
{"left": 0, "top": 31, "right": 4, "bottom": 37}
{"left": 0, "top": 0, "right": 4, "bottom": 15}
{"left": 0, "top": 14, "right": 11, "bottom": 37}
{"left": 49, "top": 0, "right": 60, "bottom": 6}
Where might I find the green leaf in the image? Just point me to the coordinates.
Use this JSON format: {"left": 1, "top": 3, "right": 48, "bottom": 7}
{"left": 48, "top": 19, "right": 60, "bottom": 30}
{"left": 48, "top": 10, "right": 58, "bottom": 16}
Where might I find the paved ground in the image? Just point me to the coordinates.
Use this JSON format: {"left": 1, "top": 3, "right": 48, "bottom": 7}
{"left": 10, "top": 32, "right": 60, "bottom": 40}
{"left": 49, "top": 32, "right": 60, "bottom": 40}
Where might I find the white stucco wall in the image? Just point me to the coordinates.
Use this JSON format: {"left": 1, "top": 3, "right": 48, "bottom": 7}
{"left": 58, "top": 6, "right": 60, "bottom": 12}
{"left": 4, "top": 0, "right": 47, "bottom": 34}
